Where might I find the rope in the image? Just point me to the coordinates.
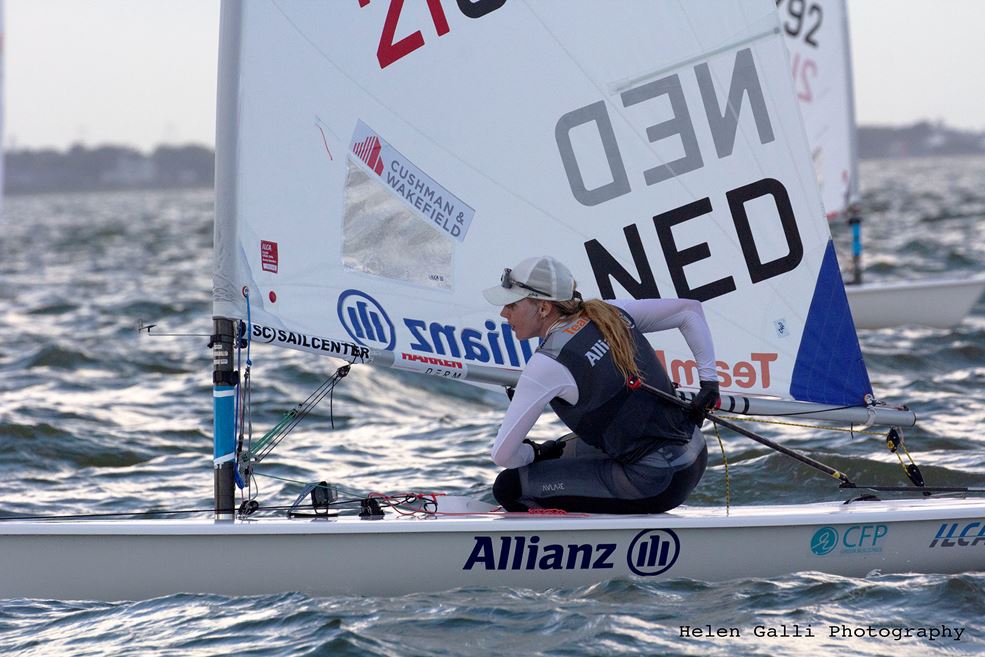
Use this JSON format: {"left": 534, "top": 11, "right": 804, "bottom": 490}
{"left": 248, "top": 365, "right": 350, "bottom": 462}
{"left": 712, "top": 422, "right": 730, "bottom": 515}
{"left": 254, "top": 471, "right": 331, "bottom": 488}
{"left": 235, "top": 292, "right": 255, "bottom": 500}
{"left": 717, "top": 414, "right": 926, "bottom": 485}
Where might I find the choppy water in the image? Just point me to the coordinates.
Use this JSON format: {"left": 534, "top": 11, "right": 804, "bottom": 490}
{"left": 1, "top": 156, "right": 983, "bottom": 656}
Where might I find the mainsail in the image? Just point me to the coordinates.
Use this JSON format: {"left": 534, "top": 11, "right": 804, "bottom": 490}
{"left": 781, "top": 0, "right": 859, "bottom": 217}
{"left": 214, "top": 0, "right": 872, "bottom": 409}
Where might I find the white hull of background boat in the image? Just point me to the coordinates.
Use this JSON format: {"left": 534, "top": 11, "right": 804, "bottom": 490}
{"left": 846, "top": 275, "right": 985, "bottom": 330}
{"left": 2, "top": 498, "right": 983, "bottom": 601}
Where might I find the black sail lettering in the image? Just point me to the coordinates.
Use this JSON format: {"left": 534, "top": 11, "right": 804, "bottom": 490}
{"left": 653, "top": 198, "right": 736, "bottom": 302}
{"left": 585, "top": 224, "right": 661, "bottom": 299}
{"left": 727, "top": 178, "right": 803, "bottom": 284}
{"left": 456, "top": 0, "right": 506, "bottom": 18}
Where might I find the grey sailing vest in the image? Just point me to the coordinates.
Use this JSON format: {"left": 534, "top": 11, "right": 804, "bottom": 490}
{"left": 538, "top": 308, "right": 693, "bottom": 463}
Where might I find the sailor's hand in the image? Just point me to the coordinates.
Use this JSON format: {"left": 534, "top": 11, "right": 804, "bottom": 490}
{"left": 524, "top": 438, "right": 565, "bottom": 463}
{"left": 689, "top": 380, "right": 720, "bottom": 424}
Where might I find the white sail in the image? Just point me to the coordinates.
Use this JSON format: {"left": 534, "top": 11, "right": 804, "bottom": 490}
{"left": 214, "top": 0, "right": 871, "bottom": 407}
{"left": 781, "top": 0, "right": 858, "bottom": 217}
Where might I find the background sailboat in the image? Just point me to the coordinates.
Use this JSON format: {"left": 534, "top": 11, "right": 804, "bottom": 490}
{"left": 781, "top": 0, "right": 985, "bottom": 329}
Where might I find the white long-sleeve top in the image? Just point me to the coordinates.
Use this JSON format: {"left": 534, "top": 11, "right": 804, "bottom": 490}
{"left": 490, "top": 298, "right": 716, "bottom": 468}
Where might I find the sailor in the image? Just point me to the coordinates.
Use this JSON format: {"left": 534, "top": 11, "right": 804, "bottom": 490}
{"left": 482, "top": 256, "right": 719, "bottom": 514}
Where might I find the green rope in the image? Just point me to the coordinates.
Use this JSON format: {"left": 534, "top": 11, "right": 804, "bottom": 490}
{"left": 248, "top": 410, "right": 298, "bottom": 454}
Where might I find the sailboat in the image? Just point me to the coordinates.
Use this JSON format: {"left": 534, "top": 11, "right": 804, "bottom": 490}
{"left": 2, "top": 0, "right": 983, "bottom": 601}
{"left": 781, "top": 0, "right": 985, "bottom": 329}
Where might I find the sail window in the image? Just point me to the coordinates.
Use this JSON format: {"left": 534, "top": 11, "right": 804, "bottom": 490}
{"left": 341, "top": 160, "right": 454, "bottom": 290}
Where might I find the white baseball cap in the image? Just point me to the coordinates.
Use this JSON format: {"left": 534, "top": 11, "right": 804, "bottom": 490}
{"left": 482, "top": 256, "right": 577, "bottom": 306}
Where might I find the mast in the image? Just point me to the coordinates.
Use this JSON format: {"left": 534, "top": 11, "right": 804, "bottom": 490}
{"left": 840, "top": 0, "right": 861, "bottom": 212}
{"left": 212, "top": 1, "right": 244, "bottom": 519}
{"left": 840, "top": 1, "right": 864, "bottom": 284}
{"left": 211, "top": 319, "right": 238, "bottom": 518}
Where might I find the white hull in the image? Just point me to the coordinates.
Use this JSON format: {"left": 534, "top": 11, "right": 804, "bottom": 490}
{"left": 846, "top": 275, "right": 985, "bottom": 329}
{"left": 3, "top": 498, "right": 983, "bottom": 600}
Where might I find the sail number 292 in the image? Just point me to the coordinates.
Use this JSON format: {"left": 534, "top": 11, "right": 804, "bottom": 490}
{"left": 359, "top": 0, "right": 506, "bottom": 69}
{"left": 776, "top": 0, "right": 823, "bottom": 48}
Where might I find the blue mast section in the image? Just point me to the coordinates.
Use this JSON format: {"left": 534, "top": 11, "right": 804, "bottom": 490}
{"left": 211, "top": 318, "right": 238, "bottom": 519}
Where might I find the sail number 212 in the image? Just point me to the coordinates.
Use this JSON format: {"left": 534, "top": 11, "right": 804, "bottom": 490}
{"left": 359, "top": 0, "right": 506, "bottom": 69}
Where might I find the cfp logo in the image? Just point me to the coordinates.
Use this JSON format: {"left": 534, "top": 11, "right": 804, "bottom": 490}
{"left": 627, "top": 529, "right": 680, "bottom": 576}
{"left": 810, "top": 524, "right": 887, "bottom": 556}
{"left": 337, "top": 290, "right": 395, "bottom": 350}
{"left": 810, "top": 527, "right": 838, "bottom": 555}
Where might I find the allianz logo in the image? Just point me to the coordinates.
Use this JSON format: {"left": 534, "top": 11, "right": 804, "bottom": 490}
{"left": 337, "top": 289, "right": 535, "bottom": 366}
{"left": 462, "top": 529, "right": 680, "bottom": 577}
{"left": 627, "top": 529, "right": 680, "bottom": 576}
{"left": 337, "top": 290, "right": 396, "bottom": 350}
{"left": 810, "top": 524, "right": 887, "bottom": 556}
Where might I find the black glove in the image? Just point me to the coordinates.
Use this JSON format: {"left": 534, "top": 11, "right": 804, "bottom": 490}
{"left": 523, "top": 438, "right": 565, "bottom": 463}
{"left": 689, "top": 380, "right": 720, "bottom": 424}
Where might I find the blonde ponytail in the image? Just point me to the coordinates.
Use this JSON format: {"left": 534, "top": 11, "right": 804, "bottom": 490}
{"left": 551, "top": 295, "right": 641, "bottom": 383}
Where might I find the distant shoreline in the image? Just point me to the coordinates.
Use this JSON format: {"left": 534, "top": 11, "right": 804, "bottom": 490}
{"left": 5, "top": 122, "right": 983, "bottom": 196}
{"left": 4, "top": 144, "right": 214, "bottom": 196}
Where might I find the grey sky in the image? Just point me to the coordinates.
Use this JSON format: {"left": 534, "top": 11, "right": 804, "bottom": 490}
{"left": 4, "top": 0, "right": 983, "bottom": 152}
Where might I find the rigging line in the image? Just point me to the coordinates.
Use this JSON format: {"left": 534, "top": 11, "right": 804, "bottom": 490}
{"left": 712, "top": 421, "right": 730, "bottom": 515}
{"left": 252, "top": 371, "right": 339, "bottom": 450}
{"left": 632, "top": 377, "right": 854, "bottom": 485}
{"left": 329, "top": 361, "right": 356, "bottom": 430}
{"left": 234, "top": 294, "right": 254, "bottom": 491}
{"left": 251, "top": 370, "right": 347, "bottom": 461}
{"left": 260, "top": 374, "right": 338, "bottom": 442}
{"left": 267, "top": 1, "right": 588, "bottom": 238}
{"left": 252, "top": 471, "right": 326, "bottom": 488}
{"left": 137, "top": 328, "right": 211, "bottom": 338}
